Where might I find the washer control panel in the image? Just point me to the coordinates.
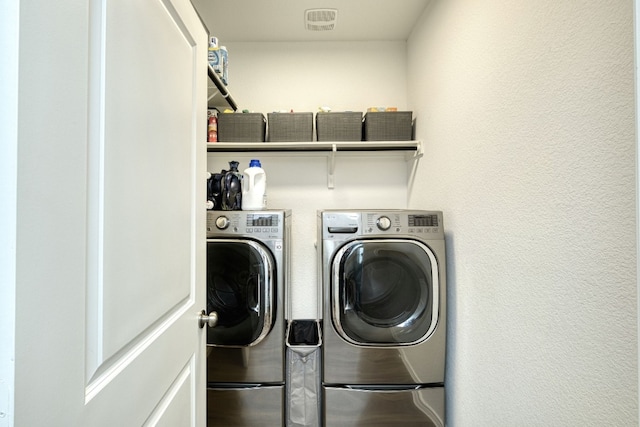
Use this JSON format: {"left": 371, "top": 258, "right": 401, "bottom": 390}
{"left": 207, "top": 211, "right": 283, "bottom": 239}
{"left": 323, "top": 210, "right": 443, "bottom": 239}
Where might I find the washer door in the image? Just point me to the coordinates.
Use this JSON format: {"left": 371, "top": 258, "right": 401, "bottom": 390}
{"left": 332, "top": 239, "right": 439, "bottom": 346}
{"left": 206, "top": 239, "right": 275, "bottom": 346}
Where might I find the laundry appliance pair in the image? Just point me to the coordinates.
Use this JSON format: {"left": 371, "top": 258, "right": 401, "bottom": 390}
{"left": 205, "top": 209, "right": 446, "bottom": 427}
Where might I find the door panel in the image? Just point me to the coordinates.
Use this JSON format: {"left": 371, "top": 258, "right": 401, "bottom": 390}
{"left": 143, "top": 358, "right": 193, "bottom": 426}
{"left": 90, "top": 0, "right": 198, "bottom": 376}
{"left": 14, "top": 0, "right": 207, "bottom": 425}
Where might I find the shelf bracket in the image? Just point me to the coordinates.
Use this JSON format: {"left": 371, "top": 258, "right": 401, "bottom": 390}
{"left": 327, "top": 144, "right": 337, "bottom": 189}
{"left": 407, "top": 140, "right": 424, "bottom": 197}
{"left": 405, "top": 139, "right": 424, "bottom": 161}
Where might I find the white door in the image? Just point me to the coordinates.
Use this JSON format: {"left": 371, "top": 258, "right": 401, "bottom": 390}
{"left": 5, "top": 0, "right": 208, "bottom": 425}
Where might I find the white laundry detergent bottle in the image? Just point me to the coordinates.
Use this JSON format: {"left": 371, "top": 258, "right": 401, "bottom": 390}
{"left": 242, "top": 159, "right": 267, "bottom": 210}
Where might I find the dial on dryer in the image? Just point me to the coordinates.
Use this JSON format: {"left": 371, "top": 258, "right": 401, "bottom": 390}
{"left": 376, "top": 216, "right": 392, "bottom": 230}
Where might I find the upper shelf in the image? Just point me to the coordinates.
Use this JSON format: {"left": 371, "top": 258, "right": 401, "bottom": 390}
{"left": 207, "top": 64, "right": 238, "bottom": 111}
{"left": 206, "top": 140, "right": 422, "bottom": 153}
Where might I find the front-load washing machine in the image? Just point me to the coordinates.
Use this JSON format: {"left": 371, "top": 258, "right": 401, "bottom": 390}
{"left": 206, "top": 210, "right": 290, "bottom": 426}
{"left": 319, "top": 210, "right": 446, "bottom": 426}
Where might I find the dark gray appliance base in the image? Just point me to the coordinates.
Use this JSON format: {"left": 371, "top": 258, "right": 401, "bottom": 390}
{"left": 322, "top": 385, "right": 444, "bottom": 427}
{"left": 207, "top": 385, "right": 284, "bottom": 426}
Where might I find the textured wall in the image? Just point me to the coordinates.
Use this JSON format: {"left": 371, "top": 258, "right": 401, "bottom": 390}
{"left": 407, "top": 1, "right": 637, "bottom": 425}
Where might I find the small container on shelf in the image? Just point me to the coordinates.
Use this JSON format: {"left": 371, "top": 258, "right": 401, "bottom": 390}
{"left": 268, "top": 112, "right": 313, "bottom": 142}
{"left": 208, "top": 37, "right": 223, "bottom": 76}
{"left": 207, "top": 109, "right": 218, "bottom": 142}
{"left": 217, "top": 113, "right": 266, "bottom": 142}
{"left": 316, "top": 112, "right": 363, "bottom": 141}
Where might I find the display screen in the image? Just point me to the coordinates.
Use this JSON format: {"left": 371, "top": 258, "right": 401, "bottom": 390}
{"left": 409, "top": 214, "right": 439, "bottom": 227}
{"left": 246, "top": 214, "right": 278, "bottom": 227}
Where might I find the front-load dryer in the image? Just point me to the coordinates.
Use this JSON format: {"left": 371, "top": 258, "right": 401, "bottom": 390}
{"left": 206, "top": 210, "right": 290, "bottom": 427}
{"left": 319, "top": 210, "right": 446, "bottom": 426}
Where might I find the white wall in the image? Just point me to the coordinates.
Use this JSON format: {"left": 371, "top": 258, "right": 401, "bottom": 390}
{"left": 407, "top": 1, "right": 637, "bottom": 425}
{"left": 208, "top": 41, "right": 410, "bottom": 318}
{"left": 218, "top": 41, "right": 407, "bottom": 114}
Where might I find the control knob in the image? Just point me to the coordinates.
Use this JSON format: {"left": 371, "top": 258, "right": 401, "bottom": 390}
{"left": 376, "top": 216, "right": 392, "bottom": 231}
{"left": 215, "top": 215, "right": 230, "bottom": 230}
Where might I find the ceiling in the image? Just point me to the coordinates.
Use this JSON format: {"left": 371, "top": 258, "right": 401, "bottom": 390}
{"left": 190, "top": 0, "right": 431, "bottom": 42}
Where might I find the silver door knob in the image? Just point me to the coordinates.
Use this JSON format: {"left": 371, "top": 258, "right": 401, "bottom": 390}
{"left": 199, "top": 310, "right": 218, "bottom": 328}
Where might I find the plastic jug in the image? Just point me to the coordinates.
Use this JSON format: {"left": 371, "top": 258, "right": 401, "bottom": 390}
{"left": 242, "top": 159, "right": 267, "bottom": 210}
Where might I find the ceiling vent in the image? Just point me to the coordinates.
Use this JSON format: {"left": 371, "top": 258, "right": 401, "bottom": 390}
{"left": 305, "top": 8, "right": 338, "bottom": 31}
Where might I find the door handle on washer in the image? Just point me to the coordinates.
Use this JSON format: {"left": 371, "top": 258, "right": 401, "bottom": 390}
{"left": 198, "top": 310, "right": 219, "bottom": 328}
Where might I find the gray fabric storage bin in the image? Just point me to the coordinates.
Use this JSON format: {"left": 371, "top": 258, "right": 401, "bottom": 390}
{"left": 363, "top": 111, "right": 413, "bottom": 141}
{"left": 218, "top": 113, "right": 266, "bottom": 142}
{"left": 286, "top": 320, "right": 321, "bottom": 427}
{"left": 316, "top": 112, "right": 363, "bottom": 141}
{"left": 268, "top": 113, "right": 313, "bottom": 142}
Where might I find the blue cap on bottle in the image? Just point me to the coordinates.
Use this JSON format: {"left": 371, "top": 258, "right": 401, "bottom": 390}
{"left": 249, "top": 159, "right": 261, "bottom": 167}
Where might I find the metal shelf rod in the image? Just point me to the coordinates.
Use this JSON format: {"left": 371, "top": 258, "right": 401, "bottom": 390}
{"left": 207, "top": 64, "right": 237, "bottom": 111}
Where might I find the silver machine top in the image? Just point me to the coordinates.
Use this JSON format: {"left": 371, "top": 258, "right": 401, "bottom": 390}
{"left": 321, "top": 210, "right": 444, "bottom": 240}
{"left": 206, "top": 210, "right": 288, "bottom": 239}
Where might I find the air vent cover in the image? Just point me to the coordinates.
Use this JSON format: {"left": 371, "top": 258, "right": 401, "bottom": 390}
{"left": 305, "top": 8, "right": 338, "bottom": 31}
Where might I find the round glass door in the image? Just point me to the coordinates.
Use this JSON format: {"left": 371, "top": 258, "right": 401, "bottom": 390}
{"left": 332, "top": 239, "right": 439, "bottom": 345}
{"left": 206, "top": 239, "right": 275, "bottom": 346}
